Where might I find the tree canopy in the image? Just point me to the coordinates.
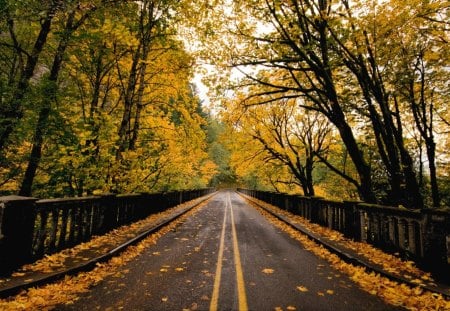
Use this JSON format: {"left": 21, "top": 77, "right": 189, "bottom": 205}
{"left": 1, "top": 0, "right": 449, "bottom": 208}
{"left": 194, "top": 0, "right": 450, "bottom": 208}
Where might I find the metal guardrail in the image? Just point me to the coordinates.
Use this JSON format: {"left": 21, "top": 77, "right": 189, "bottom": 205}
{"left": 0, "top": 189, "right": 214, "bottom": 275}
{"left": 237, "top": 188, "right": 450, "bottom": 281}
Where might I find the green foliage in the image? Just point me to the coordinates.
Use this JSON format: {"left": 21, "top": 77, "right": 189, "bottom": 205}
{"left": 205, "top": 118, "right": 236, "bottom": 187}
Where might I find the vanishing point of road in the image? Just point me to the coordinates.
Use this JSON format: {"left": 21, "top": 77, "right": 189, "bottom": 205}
{"left": 57, "top": 191, "right": 401, "bottom": 311}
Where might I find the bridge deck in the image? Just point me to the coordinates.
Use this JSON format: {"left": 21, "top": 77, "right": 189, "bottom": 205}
{"left": 56, "top": 191, "right": 400, "bottom": 310}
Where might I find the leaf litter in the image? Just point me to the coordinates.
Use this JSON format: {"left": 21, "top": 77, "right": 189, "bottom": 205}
{"left": 246, "top": 197, "right": 450, "bottom": 310}
{"left": 0, "top": 199, "right": 210, "bottom": 310}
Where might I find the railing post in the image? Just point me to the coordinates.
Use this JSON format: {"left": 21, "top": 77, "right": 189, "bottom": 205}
{"left": 343, "top": 201, "right": 363, "bottom": 241}
{"left": 0, "top": 196, "right": 38, "bottom": 275}
{"left": 422, "top": 209, "right": 450, "bottom": 280}
{"left": 406, "top": 220, "right": 416, "bottom": 255}
{"left": 100, "top": 194, "right": 118, "bottom": 234}
{"left": 359, "top": 209, "right": 368, "bottom": 242}
{"left": 309, "top": 196, "right": 323, "bottom": 225}
{"left": 284, "top": 195, "right": 290, "bottom": 211}
{"left": 326, "top": 201, "right": 333, "bottom": 229}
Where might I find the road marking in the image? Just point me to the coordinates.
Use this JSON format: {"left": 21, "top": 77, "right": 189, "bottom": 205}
{"left": 209, "top": 202, "right": 227, "bottom": 311}
{"left": 229, "top": 193, "right": 248, "bottom": 311}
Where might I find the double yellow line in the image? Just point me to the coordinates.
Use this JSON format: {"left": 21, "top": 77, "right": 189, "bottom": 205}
{"left": 210, "top": 193, "right": 248, "bottom": 311}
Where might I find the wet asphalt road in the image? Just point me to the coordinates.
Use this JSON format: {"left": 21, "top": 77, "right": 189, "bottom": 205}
{"left": 57, "top": 191, "right": 401, "bottom": 311}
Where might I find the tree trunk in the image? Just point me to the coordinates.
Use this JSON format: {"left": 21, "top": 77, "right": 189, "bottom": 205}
{"left": 426, "top": 140, "right": 440, "bottom": 207}
{"left": 117, "top": 46, "right": 140, "bottom": 154}
{"left": 129, "top": 48, "right": 149, "bottom": 150}
{"left": 19, "top": 10, "right": 77, "bottom": 196}
{"left": 0, "top": 3, "right": 59, "bottom": 153}
{"left": 118, "top": 0, "right": 156, "bottom": 153}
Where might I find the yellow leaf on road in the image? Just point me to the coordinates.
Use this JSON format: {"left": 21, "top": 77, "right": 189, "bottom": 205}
{"left": 296, "top": 286, "right": 308, "bottom": 292}
{"left": 262, "top": 268, "right": 274, "bottom": 274}
{"left": 12, "top": 272, "right": 25, "bottom": 277}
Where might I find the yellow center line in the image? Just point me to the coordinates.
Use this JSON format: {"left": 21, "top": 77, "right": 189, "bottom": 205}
{"left": 229, "top": 193, "right": 249, "bottom": 311}
{"left": 209, "top": 202, "right": 227, "bottom": 311}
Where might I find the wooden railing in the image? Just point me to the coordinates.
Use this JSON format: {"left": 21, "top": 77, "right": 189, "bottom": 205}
{"left": 238, "top": 188, "right": 450, "bottom": 280}
{"left": 0, "top": 189, "right": 214, "bottom": 275}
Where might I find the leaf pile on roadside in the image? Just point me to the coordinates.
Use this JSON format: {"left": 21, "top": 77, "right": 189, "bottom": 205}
{"left": 247, "top": 199, "right": 450, "bottom": 310}
{"left": 0, "top": 199, "right": 209, "bottom": 310}
{"left": 12, "top": 198, "right": 205, "bottom": 276}
{"left": 252, "top": 198, "right": 432, "bottom": 282}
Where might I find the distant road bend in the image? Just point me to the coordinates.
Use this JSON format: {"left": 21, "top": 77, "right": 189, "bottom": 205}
{"left": 57, "top": 190, "right": 401, "bottom": 310}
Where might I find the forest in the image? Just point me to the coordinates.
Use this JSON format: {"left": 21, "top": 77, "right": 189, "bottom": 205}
{"left": 0, "top": 0, "right": 449, "bottom": 209}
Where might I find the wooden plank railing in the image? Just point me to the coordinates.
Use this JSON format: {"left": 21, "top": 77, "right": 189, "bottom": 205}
{"left": 0, "top": 189, "right": 214, "bottom": 275}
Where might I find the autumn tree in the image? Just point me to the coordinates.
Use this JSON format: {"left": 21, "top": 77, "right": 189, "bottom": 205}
{"left": 0, "top": 0, "right": 217, "bottom": 196}
{"left": 225, "top": 99, "right": 331, "bottom": 196}
{"left": 382, "top": 0, "right": 449, "bottom": 207}
{"left": 19, "top": 2, "right": 99, "bottom": 196}
{"left": 214, "top": 0, "right": 377, "bottom": 203}
{"left": 0, "top": 0, "right": 64, "bottom": 154}
{"left": 198, "top": 0, "right": 449, "bottom": 208}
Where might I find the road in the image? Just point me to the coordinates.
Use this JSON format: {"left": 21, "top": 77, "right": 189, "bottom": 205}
{"left": 57, "top": 191, "right": 401, "bottom": 310}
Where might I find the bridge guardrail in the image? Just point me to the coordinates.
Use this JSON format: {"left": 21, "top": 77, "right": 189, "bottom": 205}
{"left": 238, "top": 188, "right": 450, "bottom": 280}
{"left": 0, "top": 189, "right": 214, "bottom": 275}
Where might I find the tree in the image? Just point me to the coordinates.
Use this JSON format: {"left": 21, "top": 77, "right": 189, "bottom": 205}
{"left": 197, "top": 0, "right": 449, "bottom": 207}
{"left": 19, "top": 2, "right": 97, "bottom": 196}
{"left": 384, "top": 0, "right": 449, "bottom": 207}
{"left": 233, "top": 99, "right": 331, "bottom": 196}
{"left": 0, "top": 0, "right": 217, "bottom": 196}
{"left": 0, "top": 0, "right": 64, "bottom": 154}
{"left": 216, "top": 0, "right": 377, "bottom": 202}
{"left": 205, "top": 118, "right": 236, "bottom": 187}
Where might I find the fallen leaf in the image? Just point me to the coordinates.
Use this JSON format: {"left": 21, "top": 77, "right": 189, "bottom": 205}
{"left": 246, "top": 200, "right": 450, "bottom": 311}
{"left": 161, "top": 297, "right": 168, "bottom": 302}
{"left": 175, "top": 267, "right": 184, "bottom": 272}
{"left": 326, "top": 290, "right": 334, "bottom": 295}
{"left": 262, "top": 268, "right": 274, "bottom": 274}
{"left": 12, "top": 272, "right": 25, "bottom": 277}
{"left": 287, "top": 307, "right": 297, "bottom": 311}
{"left": 296, "top": 286, "right": 308, "bottom": 292}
